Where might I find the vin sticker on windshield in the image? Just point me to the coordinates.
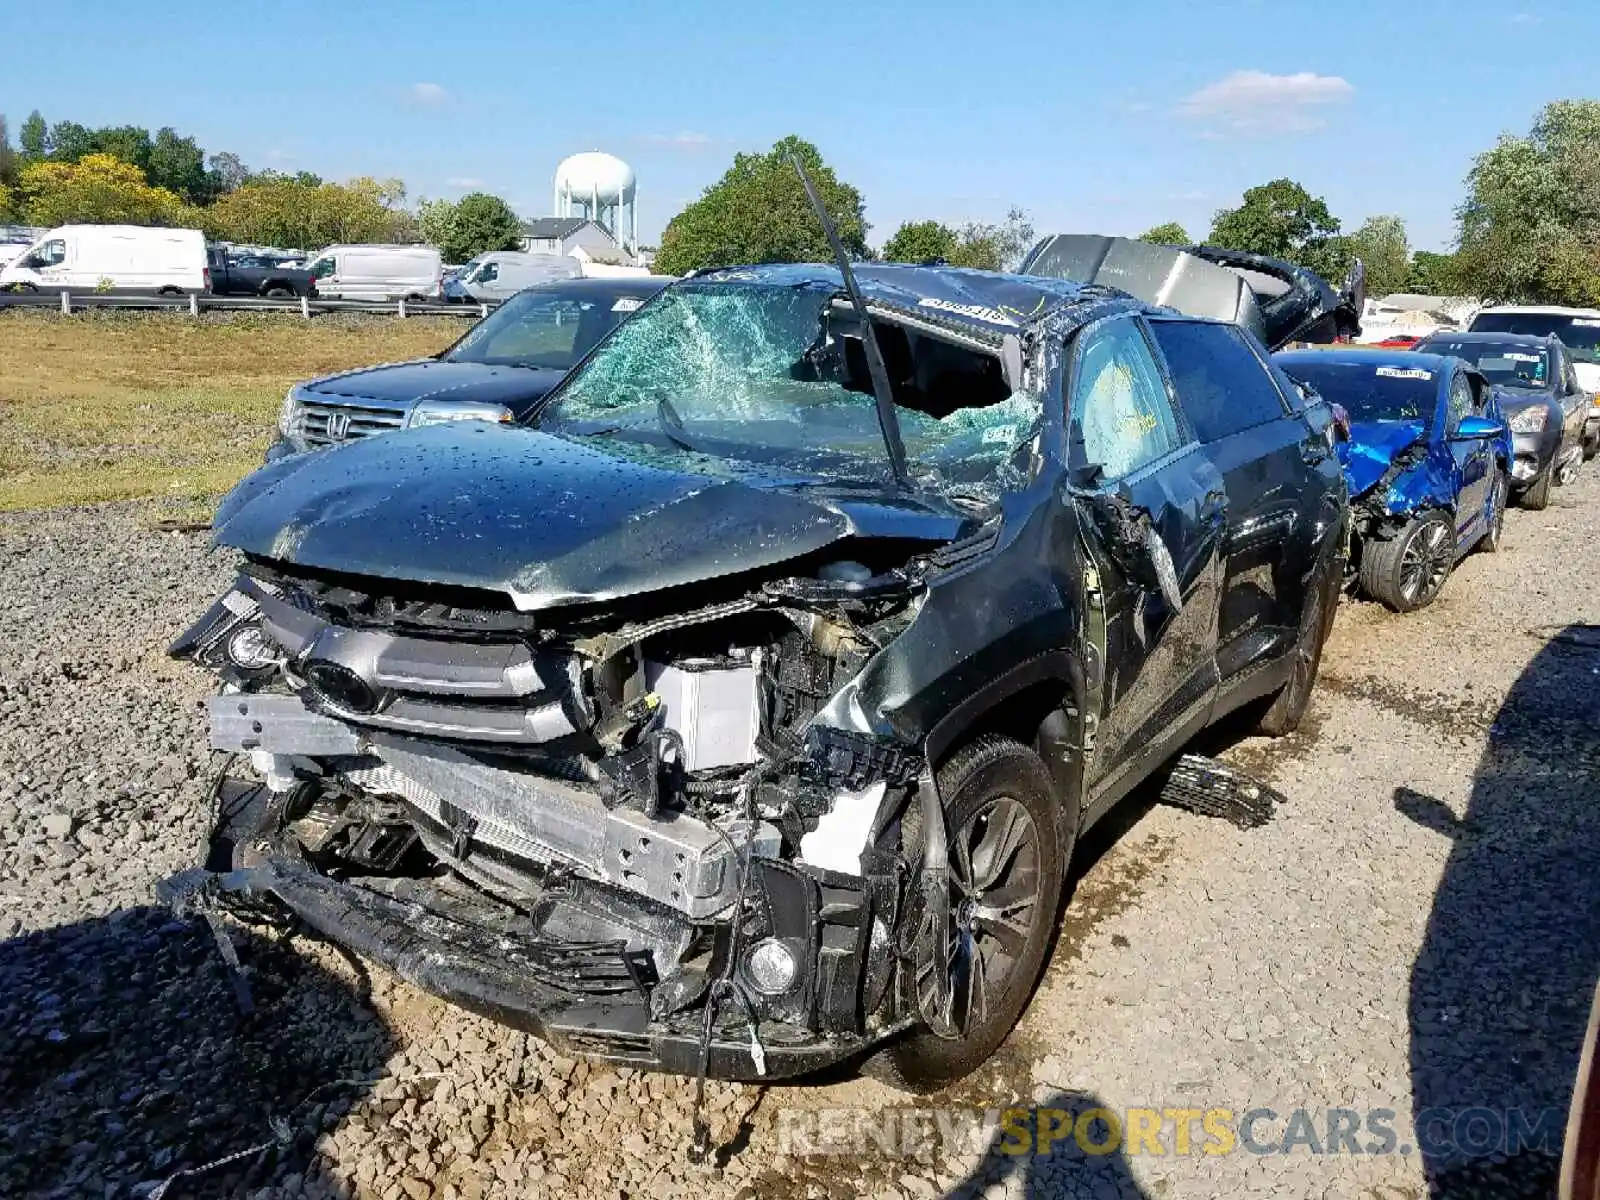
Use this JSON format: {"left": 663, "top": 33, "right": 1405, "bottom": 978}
{"left": 612, "top": 297, "right": 644, "bottom": 312}
{"left": 1375, "top": 366, "right": 1432, "bottom": 380}
{"left": 1573, "top": 318, "right": 1600, "bottom": 327}
{"left": 1506, "top": 352, "right": 1542, "bottom": 362}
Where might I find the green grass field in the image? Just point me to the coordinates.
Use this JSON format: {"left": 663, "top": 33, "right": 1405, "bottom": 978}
{"left": 0, "top": 311, "right": 463, "bottom": 512}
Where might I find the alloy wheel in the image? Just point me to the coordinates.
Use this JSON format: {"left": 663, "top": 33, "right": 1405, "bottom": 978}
{"left": 1487, "top": 474, "right": 1507, "bottom": 550}
{"left": 1399, "top": 520, "right": 1452, "bottom": 605}
{"left": 919, "top": 796, "right": 1042, "bottom": 1038}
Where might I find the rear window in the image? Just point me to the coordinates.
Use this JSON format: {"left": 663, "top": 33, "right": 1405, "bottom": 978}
{"left": 1276, "top": 359, "right": 1437, "bottom": 428}
{"left": 1469, "top": 312, "right": 1600, "bottom": 363}
{"left": 1148, "top": 319, "right": 1288, "bottom": 442}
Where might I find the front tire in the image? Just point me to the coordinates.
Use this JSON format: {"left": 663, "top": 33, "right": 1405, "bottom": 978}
{"left": 1359, "top": 510, "right": 1456, "bottom": 612}
{"left": 1520, "top": 465, "right": 1554, "bottom": 511}
{"left": 1478, "top": 468, "right": 1508, "bottom": 553}
{"left": 865, "top": 737, "right": 1069, "bottom": 1093}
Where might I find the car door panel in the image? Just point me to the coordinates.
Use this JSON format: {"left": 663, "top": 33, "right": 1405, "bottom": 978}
{"left": 1146, "top": 318, "right": 1326, "bottom": 684}
{"left": 1077, "top": 448, "right": 1226, "bottom": 813}
{"left": 1445, "top": 369, "right": 1491, "bottom": 542}
{"left": 1057, "top": 314, "right": 1226, "bottom": 814}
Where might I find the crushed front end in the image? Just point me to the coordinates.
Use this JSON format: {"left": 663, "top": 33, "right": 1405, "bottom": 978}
{"left": 170, "top": 553, "right": 945, "bottom": 1081}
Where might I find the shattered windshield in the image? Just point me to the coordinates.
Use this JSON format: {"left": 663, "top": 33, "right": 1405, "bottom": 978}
{"left": 537, "top": 280, "right": 1042, "bottom": 492}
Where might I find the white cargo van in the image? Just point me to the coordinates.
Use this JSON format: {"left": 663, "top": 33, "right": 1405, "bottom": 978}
{"left": 303, "top": 245, "right": 443, "bottom": 301}
{"left": 448, "top": 252, "right": 580, "bottom": 303}
{"left": 0, "top": 225, "right": 208, "bottom": 294}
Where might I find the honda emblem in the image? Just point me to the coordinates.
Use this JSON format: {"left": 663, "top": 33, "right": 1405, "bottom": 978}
{"left": 324, "top": 412, "right": 351, "bottom": 441}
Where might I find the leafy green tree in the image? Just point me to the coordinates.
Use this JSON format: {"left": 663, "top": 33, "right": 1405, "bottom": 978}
{"left": 1405, "top": 250, "right": 1463, "bottom": 295}
{"left": 0, "top": 116, "right": 17, "bottom": 190}
{"left": 16, "top": 153, "right": 197, "bottom": 227}
{"left": 417, "top": 197, "right": 459, "bottom": 249}
{"left": 1208, "top": 178, "right": 1349, "bottom": 279}
{"left": 206, "top": 176, "right": 407, "bottom": 249}
{"left": 147, "top": 127, "right": 212, "bottom": 203}
{"left": 947, "top": 208, "right": 1036, "bottom": 271}
{"left": 1345, "top": 215, "right": 1410, "bottom": 297}
{"left": 438, "top": 192, "right": 521, "bottom": 262}
{"left": 93, "top": 125, "right": 154, "bottom": 172}
{"left": 1456, "top": 99, "right": 1600, "bottom": 304}
{"left": 1137, "top": 221, "right": 1190, "bottom": 245}
{"left": 655, "top": 135, "right": 867, "bottom": 275}
{"left": 19, "top": 110, "right": 46, "bottom": 157}
{"left": 207, "top": 151, "right": 249, "bottom": 195}
{"left": 882, "top": 219, "right": 956, "bottom": 263}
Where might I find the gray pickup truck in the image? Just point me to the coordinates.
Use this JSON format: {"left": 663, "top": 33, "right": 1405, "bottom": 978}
{"left": 206, "top": 247, "right": 317, "bottom": 299}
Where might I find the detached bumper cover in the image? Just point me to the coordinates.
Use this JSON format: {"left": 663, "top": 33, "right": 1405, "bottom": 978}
{"left": 158, "top": 852, "right": 868, "bottom": 1082}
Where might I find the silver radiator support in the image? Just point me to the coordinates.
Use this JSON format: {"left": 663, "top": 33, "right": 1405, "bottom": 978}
{"left": 354, "top": 735, "right": 778, "bottom": 920}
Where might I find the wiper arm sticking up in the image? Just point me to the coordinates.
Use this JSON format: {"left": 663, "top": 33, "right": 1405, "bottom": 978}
{"left": 789, "top": 153, "right": 909, "bottom": 487}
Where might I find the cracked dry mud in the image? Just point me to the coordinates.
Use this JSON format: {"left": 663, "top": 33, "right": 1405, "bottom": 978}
{"left": 2, "top": 467, "right": 1596, "bottom": 1199}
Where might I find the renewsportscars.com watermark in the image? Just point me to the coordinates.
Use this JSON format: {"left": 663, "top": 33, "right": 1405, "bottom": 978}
{"left": 778, "top": 1105, "right": 1566, "bottom": 1161}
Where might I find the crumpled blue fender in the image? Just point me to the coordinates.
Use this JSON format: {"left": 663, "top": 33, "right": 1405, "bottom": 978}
{"left": 1337, "top": 419, "right": 1457, "bottom": 517}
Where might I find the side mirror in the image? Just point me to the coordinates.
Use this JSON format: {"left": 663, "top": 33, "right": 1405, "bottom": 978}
{"left": 1453, "top": 415, "right": 1506, "bottom": 441}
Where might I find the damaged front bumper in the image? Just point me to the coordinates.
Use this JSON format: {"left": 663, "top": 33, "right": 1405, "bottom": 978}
{"left": 164, "top": 560, "right": 937, "bottom": 1083}
{"left": 169, "top": 776, "right": 908, "bottom": 1081}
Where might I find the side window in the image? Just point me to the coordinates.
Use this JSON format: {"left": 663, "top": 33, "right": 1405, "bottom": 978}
{"left": 1447, "top": 372, "right": 1472, "bottom": 430}
{"left": 31, "top": 239, "right": 66, "bottom": 267}
{"left": 308, "top": 258, "right": 335, "bottom": 279}
{"left": 1069, "top": 317, "right": 1186, "bottom": 479}
{"left": 477, "top": 262, "right": 499, "bottom": 283}
{"left": 1147, "top": 319, "right": 1289, "bottom": 442}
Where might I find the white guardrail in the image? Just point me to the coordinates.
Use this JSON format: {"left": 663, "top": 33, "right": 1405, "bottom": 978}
{"left": 0, "top": 291, "right": 496, "bottom": 319}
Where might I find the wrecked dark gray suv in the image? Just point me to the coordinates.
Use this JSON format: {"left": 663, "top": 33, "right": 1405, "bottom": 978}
{"left": 167, "top": 240, "right": 1354, "bottom": 1096}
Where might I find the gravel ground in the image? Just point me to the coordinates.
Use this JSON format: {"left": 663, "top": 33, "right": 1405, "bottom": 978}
{"left": 1, "top": 469, "right": 1597, "bottom": 1200}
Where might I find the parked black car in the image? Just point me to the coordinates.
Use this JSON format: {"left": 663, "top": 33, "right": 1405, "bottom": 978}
{"left": 205, "top": 246, "right": 317, "bottom": 299}
{"left": 1411, "top": 330, "right": 1588, "bottom": 509}
{"left": 167, "top": 241, "right": 1352, "bottom": 1092}
{"left": 269, "top": 276, "right": 671, "bottom": 460}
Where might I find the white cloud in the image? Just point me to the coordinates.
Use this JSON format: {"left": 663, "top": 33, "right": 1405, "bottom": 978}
{"left": 1178, "top": 69, "right": 1354, "bottom": 135}
{"left": 641, "top": 131, "right": 713, "bottom": 151}
{"left": 409, "top": 82, "right": 449, "bottom": 104}
{"left": 445, "top": 177, "right": 486, "bottom": 188}
{"left": 1508, "top": 11, "right": 1541, "bottom": 23}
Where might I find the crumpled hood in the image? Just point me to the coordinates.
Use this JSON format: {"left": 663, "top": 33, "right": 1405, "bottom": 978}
{"left": 1337, "top": 419, "right": 1427, "bottom": 497}
{"left": 211, "top": 424, "right": 971, "bottom": 611}
{"left": 305, "top": 360, "right": 565, "bottom": 413}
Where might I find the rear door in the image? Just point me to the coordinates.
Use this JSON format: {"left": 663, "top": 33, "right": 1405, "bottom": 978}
{"left": 1065, "top": 313, "right": 1228, "bottom": 810}
{"left": 1146, "top": 317, "right": 1331, "bottom": 681}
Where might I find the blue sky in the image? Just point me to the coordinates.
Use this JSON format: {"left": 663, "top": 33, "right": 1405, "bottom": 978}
{"left": 2, "top": 0, "right": 1592, "bottom": 251}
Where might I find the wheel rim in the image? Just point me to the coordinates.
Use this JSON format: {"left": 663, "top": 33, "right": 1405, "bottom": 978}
{"left": 919, "top": 796, "right": 1042, "bottom": 1038}
{"left": 1489, "top": 475, "right": 1506, "bottom": 547}
{"left": 1399, "top": 520, "right": 1451, "bottom": 604}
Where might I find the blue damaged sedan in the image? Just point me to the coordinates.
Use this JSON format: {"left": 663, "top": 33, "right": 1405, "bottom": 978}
{"left": 1274, "top": 349, "right": 1512, "bottom": 612}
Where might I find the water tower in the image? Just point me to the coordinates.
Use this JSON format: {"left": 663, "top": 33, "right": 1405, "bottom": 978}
{"left": 554, "top": 152, "right": 637, "bottom": 254}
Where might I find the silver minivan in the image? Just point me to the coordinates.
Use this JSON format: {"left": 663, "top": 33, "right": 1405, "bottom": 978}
{"left": 446, "top": 251, "right": 582, "bottom": 303}
{"left": 304, "top": 244, "right": 443, "bottom": 301}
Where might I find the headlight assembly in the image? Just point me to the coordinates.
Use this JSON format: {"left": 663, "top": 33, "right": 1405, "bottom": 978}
{"left": 406, "top": 400, "right": 514, "bottom": 429}
{"left": 1507, "top": 406, "right": 1549, "bottom": 434}
{"left": 277, "top": 387, "right": 299, "bottom": 437}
